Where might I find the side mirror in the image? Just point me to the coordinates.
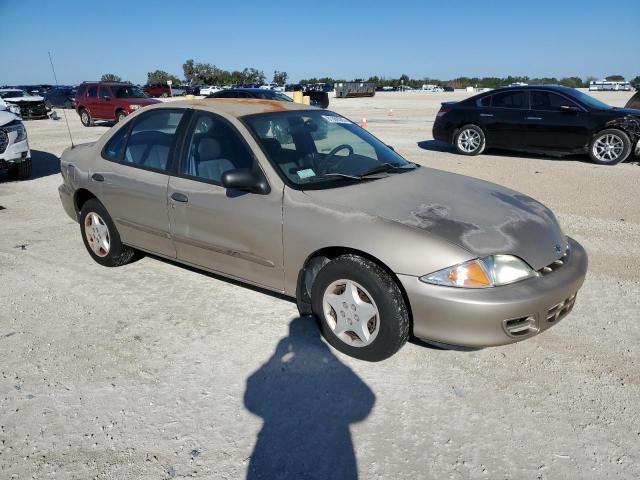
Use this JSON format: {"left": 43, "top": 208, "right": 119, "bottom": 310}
{"left": 387, "top": 145, "right": 395, "bottom": 151}
{"left": 102, "top": 95, "right": 111, "bottom": 101}
{"left": 221, "top": 168, "right": 270, "bottom": 194}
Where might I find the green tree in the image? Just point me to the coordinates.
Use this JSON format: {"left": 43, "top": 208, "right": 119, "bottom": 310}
{"left": 183, "top": 59, "right": 195, "bottom": 83}
{"left": 147, "top": 70, "right": 181, "bottom": 85}
{"left": 605, "top": 75, "right": 625, "bottom": 82}
{"left": 273, "top": 70, "right": 288, "bottom": 85}
{"left": 101, "top": 73, "right": 122, "bottom": 82}
{"left": 630, "top": 76, "right": 640, "bottom": 90}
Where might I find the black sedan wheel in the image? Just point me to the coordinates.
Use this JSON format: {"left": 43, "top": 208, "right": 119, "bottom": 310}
{"left": 589, "top": 129, "right": 631, "bottom": 165}
{"left": 454, "top": 124, "right": 486, "bottom": 155}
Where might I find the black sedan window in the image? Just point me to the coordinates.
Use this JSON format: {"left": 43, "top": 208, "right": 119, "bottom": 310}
{"left": 531, "top": 91, "right": 579, "bottom": 112}
{"left": 491, "top": 90, "right": 528, "bottom": 109}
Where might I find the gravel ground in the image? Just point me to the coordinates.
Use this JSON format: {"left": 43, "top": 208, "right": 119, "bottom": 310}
{"left": 1, "top": 90, "right": 639, "bottom": 479}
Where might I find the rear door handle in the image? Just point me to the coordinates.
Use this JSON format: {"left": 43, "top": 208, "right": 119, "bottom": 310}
{"left": 171, "top": 192, "right": 189, "bottom": 203}
{"left": 525, "top": 116, "right": 542, "bottom": 120}
{"left": 91, "top": 173, "right": 104, "bottom": 182}
{"left": 480, "top": 113, "right": 494, "bottom": 117}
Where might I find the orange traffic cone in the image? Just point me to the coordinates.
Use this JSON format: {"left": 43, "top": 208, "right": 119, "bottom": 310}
{"left": 361, "top": 117, "right": 368, "bottom": 128}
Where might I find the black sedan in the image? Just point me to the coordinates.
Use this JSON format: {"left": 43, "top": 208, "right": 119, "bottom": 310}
{"left": 43, "top": 87, "right": 76, "bottom": 108}
{"left": 433, "top": 85, "right": 640, "bottom": 165}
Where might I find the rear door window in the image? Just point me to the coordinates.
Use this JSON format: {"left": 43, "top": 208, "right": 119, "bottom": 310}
{"left": 123, "top": 110, "right": 186, "bottom": 171}
{"left": 87, "top": 85, "right": 97, "bottom": 98}
{"left": 103, "top": 126, "right": 128, "bottom": 161}
{"left": 491, "top": 90, "right": 528, "bottom": 109}
{"left": 99, "top": 86, "right": 111, "bottom": 99}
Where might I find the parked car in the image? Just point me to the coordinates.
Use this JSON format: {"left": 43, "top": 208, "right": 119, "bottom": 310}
{"left": 75, "top": 82, "right": 160, "bottom": 126}
{"left": 199, "top": 85, "right": 222, "bottom": 96}
{"left": 442, "top": 86, "right": 455, "bottom": 92}
{"left": 260, "top": 83, "right": 285, "bottom": 92}
{"left": 0, "top": 108, "right": 31, "bottom": 179}
{"left": 58, "top": 100, "right": 587, "bottom": 361}
{"left": 143, "top": 84, "right": 184, "bottom": 97}
{"left": 625, "top": 91, "right": 640, "bottom": 110}
{"left": 207, "top": 88, "right": 293, "bottom": 102}
{"left": 43, "top": 86, "right": 76, "bottom": 109}
{"left": 181, "top": 84, "right": 201, "bottom": 96}
{"left": 0, "top": 89, "right": 48, "bottom": 119}
{"left": 433, "top": 85, "right": 640, "bottom": 165}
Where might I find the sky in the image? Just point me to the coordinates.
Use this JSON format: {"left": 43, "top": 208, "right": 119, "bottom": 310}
{"left": 1, "top": 0, "right": 638, "bottom": 86}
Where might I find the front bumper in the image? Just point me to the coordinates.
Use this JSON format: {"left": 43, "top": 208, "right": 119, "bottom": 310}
{"left": 432, "top": 122, "right": 452, "bottom": 143}
{"left": 398, "top": 237, "right": 588, "bottom": 348}
{"left": 0, "top": 138, "right": 30, "bottom": 168}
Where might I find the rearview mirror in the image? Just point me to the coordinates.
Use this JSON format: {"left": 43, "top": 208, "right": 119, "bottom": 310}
{"left": 221, "top": 168, "right": 270, "bottom": 194}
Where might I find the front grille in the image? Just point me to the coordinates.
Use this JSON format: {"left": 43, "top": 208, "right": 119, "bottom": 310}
{"left": 546, "top": 294, "right": 577, "bottom": 323}
{"left": 538, "top": 247, "right": 570, "bottom": 275}
{"left": 0, "top": 130, "right": 7, "bottom": 154}
{"left": 16, "top": 101, "right": 48, "bottom": 119}
{"left": 503, "top": 315, "right": 539, "bottom": 337}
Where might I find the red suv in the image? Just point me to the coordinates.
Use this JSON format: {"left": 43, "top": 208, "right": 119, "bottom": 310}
{"left": 143, "top": 84, "right": 171, "bottom": 97}
{"left": 75, "top": 82, "right": 160, "bottom": 126}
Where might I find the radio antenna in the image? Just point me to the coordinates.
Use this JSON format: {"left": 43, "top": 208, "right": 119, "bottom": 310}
{"left": 47, "top": 51, "right": 74, "bottom": 148}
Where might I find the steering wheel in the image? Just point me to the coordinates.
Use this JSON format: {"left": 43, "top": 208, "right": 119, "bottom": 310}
{"left": 319, "top": 144, "right": 354, "bottom": 174}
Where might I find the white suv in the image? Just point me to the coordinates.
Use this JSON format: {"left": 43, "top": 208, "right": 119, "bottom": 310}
{"left": 0, "top": 106, "right": 31, "bottom": 179}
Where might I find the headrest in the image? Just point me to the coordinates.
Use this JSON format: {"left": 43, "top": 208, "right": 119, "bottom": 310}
{"left": 198, "top": 137, "right": 221, "bottom": 160}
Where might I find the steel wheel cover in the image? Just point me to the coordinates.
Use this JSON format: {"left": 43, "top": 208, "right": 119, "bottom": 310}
{"left": 322, "top": 279, "right": 380, "bottom": 347}
{"left": 593, "top": 133, "right": 624, "bottom": 162}
{"left": 84, "top": 212, "right": 111, "bottom": 257}
{"left": 458, "top": 128, "right": 481, "bottom": 153}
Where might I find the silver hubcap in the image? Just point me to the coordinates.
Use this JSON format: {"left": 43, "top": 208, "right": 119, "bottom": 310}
{"left": 81, "top": 111, "right": 89, "bottom": 124}
{"left": 457, "top": 128, "right": 481, "bottom": 153}
{"left": 84, "top": 212, "right": 110, "bottom": 257}
{"left": 593, "top": 134, "right": 624, "bottom": 162}
{"left": 322, "top": 279, "right": 380, "bottom": 347}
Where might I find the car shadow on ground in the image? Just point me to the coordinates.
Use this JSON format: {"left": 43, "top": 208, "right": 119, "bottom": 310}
{"left": 243, "top": 316, "right": 375, "bottom": 480}
{"left": 31, "top": 150, "right": 61, "bottom": 179}
{"left": 417, "top": 140, "right": 603, "bottom": 164}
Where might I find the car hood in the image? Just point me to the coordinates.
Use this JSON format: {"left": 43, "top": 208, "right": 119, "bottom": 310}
{"left": 3, "top": 95, "right": 44, "bottom": 103}
{"left": 303, "top": 167, "right": 566, "bottom": 271}
{"left": 0, "top": 109, "right": 20, "bottom": 126}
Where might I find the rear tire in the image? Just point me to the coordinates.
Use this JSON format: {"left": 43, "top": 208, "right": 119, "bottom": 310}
{"left": 454, "top": 124, "right": 486, "bottom": 156}
{"left": 79, "top": 199, "right": 135, "bottom": 267}
{"left": 588, "top": 129, "right": 631, "bottom": 165}
{"left": 79, "top": 108, "right": 93, "bottom": 127}
{"left": 8, "top": 158, "right": 32, "bottom": 180}
{"left": 310, "top": 254, "right": 410, "bottom": 361}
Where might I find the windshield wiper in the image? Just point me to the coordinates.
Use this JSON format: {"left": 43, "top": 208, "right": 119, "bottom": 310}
{"left": 358, "top": 162, "right": 416, "bottom": 177}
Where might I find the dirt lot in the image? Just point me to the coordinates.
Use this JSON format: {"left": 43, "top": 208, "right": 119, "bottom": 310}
{"left": 1, "top": 90, "right": 639, "bottom": 479}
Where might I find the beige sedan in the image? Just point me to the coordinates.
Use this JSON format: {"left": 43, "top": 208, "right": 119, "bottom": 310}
{"left": 58, "top": 99, "right": 587, "bottom": 361}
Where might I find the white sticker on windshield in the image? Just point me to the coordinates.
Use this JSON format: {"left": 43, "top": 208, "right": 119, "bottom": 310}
{"left": 322, "top": 115, "right": 351, "bottom": 124}
{"left": 297, "top": 168, "right": 316, "bottom": 179}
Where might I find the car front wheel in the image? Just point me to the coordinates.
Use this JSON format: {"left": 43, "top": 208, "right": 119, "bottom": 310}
{"left": 311, "top": 254, "right": 410, "bottom": 361}
{"left": 79, "top": 108, "right": 93, "bottom": 127}
{"left": 454, "top": 124, "right": 486, "bottom": 155}
{"left": 589, "top": 129, "right": 631, "bottom": 165}
{"left": 79, "top": 199, "right": 135, "bottom": 267}
{"left": 115, "top": 110, "right": 127, "bottom": 123}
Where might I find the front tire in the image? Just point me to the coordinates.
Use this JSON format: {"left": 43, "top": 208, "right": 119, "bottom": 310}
{"left": 454, "top": 124, "right": 486, "bottom": 155}
{"left": 115, "top": 110, "right": 127, "bottom": 123}
{"left": 589, "top": 129, "right": 631, "bottom": 165}
{"left": 79, "top": 108, "right": 93, "bottom": 127}
{"left": 310, "top": 254, "right": 410, "bottom": 361}
{"left": 8, "top": 158, "right": 32, "bottom": 180}
{"left": 79, "top": 199, "right": 135, "bottom": 267}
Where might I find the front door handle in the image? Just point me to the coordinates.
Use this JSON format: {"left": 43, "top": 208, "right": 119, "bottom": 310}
{"left": 525, "top": 116, "right": 542, "bottom": 120}
{"left": 171, "top": 192, "right": 189, "bottom": 203}
{"left": 91, "top": 173, "right": 104, "bottom": 182}
{"left": 480, "top": 113, "right": 494, "bottom": 117}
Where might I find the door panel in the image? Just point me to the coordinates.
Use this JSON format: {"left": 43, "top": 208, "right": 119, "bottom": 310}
{"left": 481, "top": 90, "right": 529, "bottom": 148}
{"left": 168, "top": 177, "right": 283, "bottom": 289}
{"left": 524, "top": 91, "right": 590, "bottom": 150}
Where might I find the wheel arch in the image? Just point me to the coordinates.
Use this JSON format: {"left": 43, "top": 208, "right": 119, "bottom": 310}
{"left": 73, "top": 188, "right": 98, "bottom": 215}
{"left": 295, "top": 246, "right": 414, "bottom": 332}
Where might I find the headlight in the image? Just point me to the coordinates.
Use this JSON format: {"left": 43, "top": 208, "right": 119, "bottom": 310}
{"left": 129, "top": 104, "right": 141, "bottom": 110}
{"left": 420, "top": 255, "right": 537, "bottom": 288}
{"left": 4, "top": 122, "right": 27, "bottom": 143}
{"left": 9, "top": 105, "right": 21, "bottom": 115}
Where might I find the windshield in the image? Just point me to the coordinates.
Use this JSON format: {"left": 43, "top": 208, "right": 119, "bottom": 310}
{"left": 244, "top": 110, "right": 414, "bottom": 189}
{"left": 114, "top": 86, "right": 148, "bottom": 98}
{"left": 571, "top": 90, "right": 611, "bottom": 110}
{"left": 0, "top": 90, "right": 26, "bottom": 98}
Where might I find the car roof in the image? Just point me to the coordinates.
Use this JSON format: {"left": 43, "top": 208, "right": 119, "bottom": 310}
{"left": 480, "top": 84, "right": 577, "bottom": 95}
{"left": 154, "top": 98, "right": 317, "bottom": 117}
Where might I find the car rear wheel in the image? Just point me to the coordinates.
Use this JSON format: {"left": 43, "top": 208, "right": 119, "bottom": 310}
{"left": 79, "top": 108, "right": 93, "bottom": 127}
{"left": 161, "top": 93, "right": 168, "bottom": 98}
{"left": 310, "top": 254, "right": 410, "bottom": 361}
{"left": 79, "top": 199, "right": 135, "bottom": 267}
{"left": 115, "top": 110, "right": 127, "bottom": 123}
{"left": 589, "top": 129, "right": 631, "bottom": 165}
{"left": 454, "top": 124, "right": 486, "bottom": 155}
